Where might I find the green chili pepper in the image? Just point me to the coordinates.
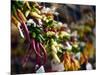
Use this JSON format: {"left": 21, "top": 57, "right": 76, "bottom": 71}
{"left": 32, "top": 32, "right": 36, "bottom": 38}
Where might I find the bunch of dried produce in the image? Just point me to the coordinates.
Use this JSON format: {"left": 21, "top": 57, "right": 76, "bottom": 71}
{"left": 11, "top": 0, "right": 96, "bottom": 73}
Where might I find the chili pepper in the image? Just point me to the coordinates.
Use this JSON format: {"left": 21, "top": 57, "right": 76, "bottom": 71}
{"left": 17, "top": 9, "right": 30, "bottom": 42}
{"left": 17, "top": 9, "right": 27, "bottom": 22}
{"left": 12, "top": 4, "right": 20, "bottom": 21}
{"left": 21, "top": 22, "right": 30, "bottom": 42}
{"left": 11, "top": 15, "right": 19, "bottom": 27}
{"left": 32, "top": 39, "right": 42, "bottom": 58}
{"left": 39, "top": 43, "right": 47, "bottom": 65}
{"left": 32, "top": 39, "right": 47, "bottom": 65}
{"left": 25, "top": 1, "right": 31, "bottom": 10}
{"left": 35, "top": 41, "right": 41, "bottom": 66}
{"left": 30, "top": 12, "right": 42, "bottom": 19}
{"left": 52, "top": 51, "right": 60, "bottom": 63}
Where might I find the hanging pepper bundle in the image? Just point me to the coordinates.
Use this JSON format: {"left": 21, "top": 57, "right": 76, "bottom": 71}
{"left": 11, "top": 1, "right": 47, "bottom": 68}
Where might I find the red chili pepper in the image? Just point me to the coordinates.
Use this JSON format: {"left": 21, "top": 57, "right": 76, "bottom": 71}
{"left": 35, "top": 41, "right": 41, "bottom": 66}
{"left": 21, "top": 22, "right": 30, "bottom": 42}
{"left": 32, "top": 39, "right": 42, "bottom": 58}
{"left": 39, "top": 43, "right": 47, "bottom": 65}
{"left": 17, "top": 10, "right": 30, "bottom": 42}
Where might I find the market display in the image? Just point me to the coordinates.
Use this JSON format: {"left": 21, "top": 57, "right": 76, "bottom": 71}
{"left": 11, "top": 0, "right": 96, "bottom": 74}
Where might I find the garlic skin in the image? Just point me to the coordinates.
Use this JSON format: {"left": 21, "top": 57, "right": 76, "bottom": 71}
{"left": 51, "top": 59, "right": 64, "bottom": 71}
{"left": 36, "top": 66, "right": 45, "bottom": 73}
{"left": 86, "top": 62, "right": 93, "bottom": 70}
